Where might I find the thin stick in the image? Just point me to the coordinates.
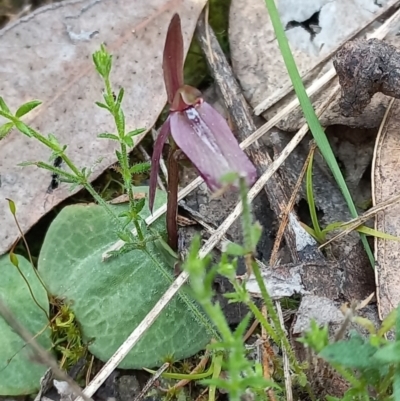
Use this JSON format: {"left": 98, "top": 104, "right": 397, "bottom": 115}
{"left": 276, "top": 301, "right": 292, "bottom": 401}
{"left": 243, "top": 318, "right": 260, "bottom": 342}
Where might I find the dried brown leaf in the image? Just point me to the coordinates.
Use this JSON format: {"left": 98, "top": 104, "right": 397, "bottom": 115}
{"left": 0, "top": 0, "right": 206, "bottom": 255}
{"left": 373, "top": 99, "right": 400, "bottom": 319}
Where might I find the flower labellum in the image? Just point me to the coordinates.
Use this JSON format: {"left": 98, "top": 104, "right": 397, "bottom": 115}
{"left": 149, "top": 13, "right": 257, "bottom": 212}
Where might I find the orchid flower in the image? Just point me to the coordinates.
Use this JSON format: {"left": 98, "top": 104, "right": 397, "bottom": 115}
{"left": 149, "top": 13, "right": 257, "bottom": 250}
{"left": 150, "top": 13, "right": 257, "bottom": 207}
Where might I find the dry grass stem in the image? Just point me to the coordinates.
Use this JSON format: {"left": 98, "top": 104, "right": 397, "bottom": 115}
{"left": 276, "top": 301, "right": 292, "bottom": 401}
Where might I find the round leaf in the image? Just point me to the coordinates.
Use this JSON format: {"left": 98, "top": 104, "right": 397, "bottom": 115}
{"left": 38, "top": 187, "right": 212, "bottom": 368}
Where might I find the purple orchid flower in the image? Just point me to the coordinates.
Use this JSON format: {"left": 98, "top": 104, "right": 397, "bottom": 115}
{"left": 149, "top": 13, "right": 257, "bottom": 213}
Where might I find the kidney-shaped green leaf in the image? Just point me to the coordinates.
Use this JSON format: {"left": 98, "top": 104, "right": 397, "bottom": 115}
{"left": 38, "top": 187, "right": 212, "bottom": 369}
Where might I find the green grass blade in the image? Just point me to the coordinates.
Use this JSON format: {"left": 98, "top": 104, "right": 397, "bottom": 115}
{"left": 263, "top": 0, "right": 374, "bottom": 265}
{"left": 306, "top": 147, "right": 324, "bottom": 242}
{"left": 356, "top": 225, "right": 400, "bottom": 242}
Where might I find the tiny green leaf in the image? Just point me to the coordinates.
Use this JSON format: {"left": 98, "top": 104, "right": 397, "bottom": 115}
{"left": 47, "top": 133, "right": 62, "bottom": 149}
{"left": 323, "top": 221, "right": 346, "bottom": 233}
{"left": 103, "top": 93, "right": 114, "bottom": 109}
{"left": 92, "top": 44, "right": 112, "bottom": 78}
{"left": 356, "top": 225, "right": 400, "bottom": 242}
{"left": 135, "top": 197, "right": 146, "bottom": 214}
{"left": 217, "top": 259, "right": 237, "bottom": 280}
{"left": 123, "top": 135, "right": 134, "bottom": 147}
{"left": 320, "top": 334, "right": 377, "bottom": 369}
{"left": 6, "top": 198, "right": 16, "bottom": 215}
{"left": 326, "top": 396, "right": 341, "bottom": 401}
{"left": 69, "top": 182, "right": 80, "bottom": 191}
{"left": 0, "top": 122, "right": 14, "bottom": 139}
{"left": 81, "top": 166, "right": 92, "bottom": 180}
{"left": 352, "top": 316, "right": 376, "bottom": 335}
{"left": 15, "top": 100, "right": 42, "bottom": 118}
{"left": 299, "top": 222, "right": 318, "bottom": 241}
{"left": 374, "top": 342, "right": 400, "bottom": 364}
{"left": 15, "top": 121, "right": 32, "bottom": 136}
{"left": 225, "top": 242, "right": 246, "bottom": 256}
{"left": 9, "top": 252, "right": 19, "bottom": 268}
{"left": 250, "top": 223, "right": 262, "bottom": 249}
{"left": 116, "top": 108, "right": 125, "bottom": 135}
{"left": 127, "top": 128, "right": 146, "bottom": 137}
{"left": 0, "top": 97, "right": 10, "bottom": 113}
{"left": 116, "top": 87, "right": 124, "bottom": 105}
{"left": 117, "top": 232, "right": 132, "bottom": 242}
{"left": 298, "top": 320, "right": 329, "bottom": 353}
{"left": 95, "top": 101, "right": 111, "bottom": 111}
{"left": 18, "top": 161, "right": 37, "bottom": 167}
{"left": 97, "top": 133, "right": 119, "bottom": 141}
{"left": 378, "top": 309, "right": 397, "bottom": 337}
{"left": 129, "top": 162, "right": 150, "bottom": 175}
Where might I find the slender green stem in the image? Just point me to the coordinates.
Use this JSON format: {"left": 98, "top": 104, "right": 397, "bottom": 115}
{"left": 10, "top": 253, "right": 49, "bottom": 321}
{"left": 239, "top": 178, "right": 253, "bottom": 252}
{"left": 133, "top": 219, "right": 144, "bottom": 242}
{"left": 10, "top": 115, "right": 130, "bottom": 235}
{"left": 9, "top": 206, "right": 49, "bottom": 296}
{"left": 83, "top": 181, "right": 125, "bottom": 226}
{"left": 103, "top": 76, "right": 145, "bottom": 240}
{"left": 237, "top": 178, "right": 307, "bottom": 394}
{"left": 247, "top": 301, "right": 280, "bottom": 344}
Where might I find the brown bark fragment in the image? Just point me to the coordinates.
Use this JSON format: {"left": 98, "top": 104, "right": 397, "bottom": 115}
{"left": 334, "top": 38, "right": 400, "bottom": 116}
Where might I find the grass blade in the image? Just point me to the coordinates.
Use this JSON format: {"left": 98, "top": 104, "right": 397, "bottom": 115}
{"left": 263, "top": 0, "right": 374, "bottom": 265}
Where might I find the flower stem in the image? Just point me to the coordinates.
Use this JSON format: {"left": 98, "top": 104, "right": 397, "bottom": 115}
{"left": 166, "top": 145, "right": 179, "bottom": 251}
